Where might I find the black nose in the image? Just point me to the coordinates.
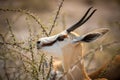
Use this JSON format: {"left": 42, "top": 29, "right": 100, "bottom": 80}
{"left": 37, "top": 41, "right": 41, "bottom": 44}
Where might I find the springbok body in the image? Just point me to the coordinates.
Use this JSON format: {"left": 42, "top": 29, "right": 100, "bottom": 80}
{"left": 37, "top": 7, "right": 109, "bottom": 80}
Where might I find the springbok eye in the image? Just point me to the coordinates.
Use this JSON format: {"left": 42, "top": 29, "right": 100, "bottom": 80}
{"left": 57, "top": 36, "right": 64, "bottom": 41}
{"left": 37, "top": 41, "right": 41, "bottom": 44}
{"left": 57, "top": 35, "right": 67, "bottom": 41}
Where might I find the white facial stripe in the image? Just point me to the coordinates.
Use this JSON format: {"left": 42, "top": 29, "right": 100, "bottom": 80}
{"left": 40, "top": 35, "right": 58, "bottom": 44}
{"left": 39, "top": 30, "right": 68, "bottom": 47}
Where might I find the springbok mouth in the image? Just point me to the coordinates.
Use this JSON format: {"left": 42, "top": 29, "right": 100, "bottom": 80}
{"left": 37, "top": 46, "right": 40, "bottom": 49}
{"left": 37, "top": 47, "right": 40, "bottom": 49}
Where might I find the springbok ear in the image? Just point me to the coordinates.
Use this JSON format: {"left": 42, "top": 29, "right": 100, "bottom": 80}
{"left": 80, "top": 33, "right": 101, "bottom": 42}
{"left": 72, "top": 28, "right": 109, "bottom": 43}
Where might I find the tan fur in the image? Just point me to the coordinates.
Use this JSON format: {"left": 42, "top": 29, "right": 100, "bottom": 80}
{"left": 62, "top": 32, "right": 90, "bottom": 80}
{"left": 58, "top": 29, "right": 109, "bottom": 80}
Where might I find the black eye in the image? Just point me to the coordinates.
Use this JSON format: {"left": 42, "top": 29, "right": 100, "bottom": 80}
{"left": 57, "top": 36, "right": 64, "bottom": 41}
{"left": 37, "top": 41, "right": 41, "bottom": 44}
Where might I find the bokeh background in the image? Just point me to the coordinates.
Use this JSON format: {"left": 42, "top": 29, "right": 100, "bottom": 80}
{"left": 0, "top": 0, "right": 120, "bottom": 80}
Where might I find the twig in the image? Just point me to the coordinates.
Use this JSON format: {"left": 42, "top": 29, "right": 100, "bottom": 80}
{"left": 39, "top": 53, "right": 45, "bottom": 72}
{"left": 0, "top": 34, "right": 5, "bottom": 42}
{"left": 26, "top": 17, "right": 40, "bottom": 80}
{"left": 62, "top": 13, "right": 66, "bottom": 30}
{"left": 0, "top": 34, "right": 9, "bottom": 79}
{"left": 46, "top": 56, "right": 53, "bottom": 80}
{"left": 26, "top": 17, "right": 35, "bottom": 63}
{"left": 6, "top": 18, "right": 16, "bottom": 43}
{"left": 49, "top": 0, "right": 64, "bottom": 35}
{"left": 3, "top": 59, "right": 9, "bottom": 80}
{"left": 19, "top": 53, "right": 28, "bottom": 73}
{"left": 0, "top": 42, "right": 29, "bottom": 52}
{"left": 42, "top": 61, "right": 45, "bottom": 80}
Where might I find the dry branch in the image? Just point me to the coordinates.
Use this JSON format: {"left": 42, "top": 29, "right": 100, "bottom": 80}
{"left": 49, "top": 0, "right": 64, "bottom": 35}
{"left": 0, "top": 8, "right": 48, "bottom": 36}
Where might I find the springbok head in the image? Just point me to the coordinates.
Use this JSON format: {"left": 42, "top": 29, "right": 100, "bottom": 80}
{"left": 37, "top": 7, "right": 109, "bottom": 80}
{"left": 37, "top": 7, "right": 108, "bottom": 58}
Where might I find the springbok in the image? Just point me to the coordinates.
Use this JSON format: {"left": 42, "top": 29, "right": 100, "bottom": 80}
{"left": 37, "top": 7, "right": 109, "bottom": 80}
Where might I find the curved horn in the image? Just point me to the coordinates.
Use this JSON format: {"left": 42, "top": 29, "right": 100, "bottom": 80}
{"left": 66, "top": 7, "right": 97, "bottom": 33}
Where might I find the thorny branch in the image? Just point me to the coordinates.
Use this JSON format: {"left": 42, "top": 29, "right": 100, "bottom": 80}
{"left": 0, "top": 34, "right": 10, "bottom": 80}
{"left": 39, "top": 53, "right": 45, "bottom": 72}
{"left": 26, "top": 17, "right": 35, "bottom": 63}
{"left": 3, "top": 59, "right": 9, "bottom": 80}
{"left": 0, "top": 8, "right": 49, "bottom": 36}
{"left": 46, "top": 56, "right": 53, "bottom": 80}
{"left": 6, "top": 19, "right": 16, "bottom": 43}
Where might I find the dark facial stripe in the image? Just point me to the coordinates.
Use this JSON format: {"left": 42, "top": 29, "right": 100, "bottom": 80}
{"left": 41, "top": 35, "right": 67, "bottom": 47}
{"left": 42, "top": 40, "right": 57, "bottom": 47}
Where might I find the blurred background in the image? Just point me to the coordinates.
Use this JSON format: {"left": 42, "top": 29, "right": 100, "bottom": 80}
{"left": 0, "top": 0, "right": 120, "bottom": 80}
